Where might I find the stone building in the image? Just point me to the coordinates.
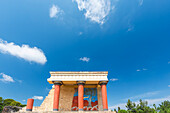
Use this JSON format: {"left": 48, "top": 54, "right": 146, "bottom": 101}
{"left": 20, "top": 71, "right": 111, "bottom": 112}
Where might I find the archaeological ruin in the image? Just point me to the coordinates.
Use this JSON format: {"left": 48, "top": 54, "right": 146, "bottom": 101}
{"left": 20, "top": 71, "right": 110, "bottom": 112}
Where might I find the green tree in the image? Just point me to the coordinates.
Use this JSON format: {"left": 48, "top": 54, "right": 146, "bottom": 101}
{"left": 118, "top": 110, "right": 127, "bottom": 113}
{"left": 20, "top": 104, "right": 26, "bottom": 107}
{"left": 114, "top": 108, "right": 117, "bottom": 113}
{"left": 157, "top": 100, "right": 170, "bottom": 113}
{"left": 3, "top": 99, "right": 15, "bottom": 106}
{"left": 136, "top": 99, "right": 148, "bottom": 111}
{"left": 10, "top": 101, "right": 21, "bottom": 106}
{"left": 0, "top": 97, "right": 26, "bottom": 112}
{"left": 0, "top": 97, "right": 4, "bottom": 112}
{"left": 153, "top": 104, "right": 156, "bottom": 110}
{"left": 113, "top": 99, "right": 170, "bottom": 113}
{"left": 126, "top": 99, "right": 156, "bottom": 113}
{"left": 126, "top": 99, "right": 138, "bottom": 113}
{"left": 126, "top": 99, "right": 135, "bottom": 110}
{"left": 118, "top": 107, "right": 120, "bottom": 112}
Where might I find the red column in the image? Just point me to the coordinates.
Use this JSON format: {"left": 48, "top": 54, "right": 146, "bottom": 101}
{"left": 100, "top": 81, "right": 108, "bottom": 111}
{"left": 26, "top": 99, "right": 34, "bottom": 111}
{"left": 53, "top": 82, "right": 62, "bottom": 111}
{"left": 77, "top": 81, "right": 85, "bottom": 111}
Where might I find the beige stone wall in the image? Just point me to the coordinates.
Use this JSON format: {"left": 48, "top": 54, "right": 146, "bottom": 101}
{"left": 59, "top": 86, "right": 75, "bottom": 111}
{"left": 38, "top": 88, "right": 55, "bottom": 111}
{"left": 24, "top": 86, "right": 75, "bottom": 112}
{"left": 36, "top": 85, "right": 75, "bottom": 111}
{"left": 19, "top": 87, "right": 55, "bottom": 112}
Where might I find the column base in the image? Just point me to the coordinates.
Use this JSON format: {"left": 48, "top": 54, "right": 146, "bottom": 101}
{"left": 103, "top": 109, "right": 108, "bottom": 111}
{"left": 79, "top": 109, "right": 83, "bottom": 111}
{"left": 53, "top": 109, "right": 59, "bottom": 111}
{"left": 26, "top": 109, "right": 32, "bottom": 111}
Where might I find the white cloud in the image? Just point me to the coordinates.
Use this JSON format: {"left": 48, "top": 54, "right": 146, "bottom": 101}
{"left": 110, "top": 78, "right": 118, "bottom": 81}
{"left": 136, "top": 68, "right": 147, "bottom": 72}
{"left": 16, "top": 79, "right": 22, "bottom": 83}
{"left": 139, "top": 0, "right": 143, "bottom": 6}
{"left": 145, "top": 96, "right": 170, "bottom": 106}
{"left": 32, "top": 96, "right": 43, "bottom": 100}
{"left": 0, "top": 39, "right": 47, "bottom": 64}
{"left": 73, "top": 0, "right": 112, "bottom": 24}
{"left": 45, "top": 87, "right": 51, "bottom": 92}
{"left": 0, "top": 73, "right": 14, "bottom": 83}
{"left": 136, "top": 69, "right": 141, "bottom": 72}
{"left": 125, "top": 91, "right": 160, "bottom": 100}
{"left": 50, "top": 5, "right": 63, "bottom": 18}
{"left": 79, "top": 57, "right": 90, "bottom": 62}
{"left": 22, "top": 100, "right": 26, "bottom": 102}
{"left": 168, "top": 61, "right": 170, "bottom": 64}
{"left": 110, "top": 95, "right": 170, "bottom": 110}
{"left": 79, "top": 32, "right": 83, "bottom": 35}
{"left": 109, "top": 102, "right": 127, "bottom": 110}
{"left": 127, "top": 25, "right": 134, "bottom": 32}
{"left": 168, "top": 85, "right": 170, "bottom": 87}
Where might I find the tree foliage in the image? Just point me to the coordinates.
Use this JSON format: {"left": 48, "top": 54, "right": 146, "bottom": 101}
{"left": 0, "top": 97, "right": 26, "bottom": 112}
{"left": 118, "top": 110, "right": 128, "bottom": 113}
{"left": 157, "top": 101, "right": 170, "bottom": 113}
{"left": 0, "top": 97, "right": 4, "bottom": 112}
{"left": 115, "top": 99, "right": 170, "bottom": 113}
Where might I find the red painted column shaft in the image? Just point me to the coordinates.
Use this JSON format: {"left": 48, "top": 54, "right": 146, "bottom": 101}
{"left": 101, "top": 84, "right": 108, "bottom": 111}
{"left": 78, "top": 84, "right": 84, "bottom": 111}
{"left": 53, "top": 84, "right": 60, "bottom": 111}
{"left": 26, "top": 99, "right": 34, "bottom": 111}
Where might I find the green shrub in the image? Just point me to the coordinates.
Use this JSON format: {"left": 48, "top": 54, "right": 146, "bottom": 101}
{"left": 118, "top": 110, "right": 127, "bottom": 113}
{"left": 10, "top": 101, "right": 21, "bottom": 106}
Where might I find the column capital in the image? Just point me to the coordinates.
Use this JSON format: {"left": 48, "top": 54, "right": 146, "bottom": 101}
{"left": 76, "top": 81, "right": 86, "bottom": 85}
{"left": 99, "top": 81, "right": 108, "bottom": 86}
{"left": 52, "top": 81, "right": 63, "bottom": 86}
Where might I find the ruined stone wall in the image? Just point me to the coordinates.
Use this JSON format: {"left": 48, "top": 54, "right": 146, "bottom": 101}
{"left": 37, "top": 85, "right": 75, "bottom": 111}
{"left": 59, "top": 86, "right": 75, "bottom": 111}
{"left": 38, "top": 88, "right": 55, "bottom": 111}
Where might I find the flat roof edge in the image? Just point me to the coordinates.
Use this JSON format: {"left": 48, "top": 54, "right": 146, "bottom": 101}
{"left": 50, "top": 71, "right": 108, "bottom": 74}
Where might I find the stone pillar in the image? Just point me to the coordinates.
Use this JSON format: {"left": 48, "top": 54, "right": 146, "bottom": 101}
{"left": 53, "top": 81, "right": 62, "bottom": 111}
{"left": 26, "top": 99, "right": 34, "bottom": 111}
{"left": 77, "top": 81, "right": 85, "bottom": 111}
{"left": 97, "top": 86, "right": 103, "bottom": 111}
{"left": 99, "top": 81, "right": 108, "bottom": 111}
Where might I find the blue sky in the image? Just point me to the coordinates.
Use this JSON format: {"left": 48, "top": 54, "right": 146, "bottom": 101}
{"left": 0, "top": 0, "right": 170, "bottom": 110}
